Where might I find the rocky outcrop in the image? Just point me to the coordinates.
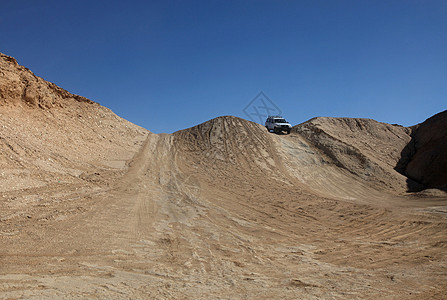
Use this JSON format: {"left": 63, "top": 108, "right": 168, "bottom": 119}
{"left": 398, "top": 110, "right": 447, "bottom": 190}
{"left": 0, "top": 53, "right": 94, "bottom": 109}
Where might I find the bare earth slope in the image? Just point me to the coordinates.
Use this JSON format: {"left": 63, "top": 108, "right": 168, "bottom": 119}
{"left": 292, "top": 117, "right": 414, "bottom": 194}
{"left": 1, "top": 54, "right": 447, "bottom": 299}
{"left": 0, "top": 53, "right": 148, "bottom": 246}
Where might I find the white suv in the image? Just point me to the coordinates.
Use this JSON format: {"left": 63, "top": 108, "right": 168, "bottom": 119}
{"left": 265, "top": 116, "right": 292, "bottom": 134}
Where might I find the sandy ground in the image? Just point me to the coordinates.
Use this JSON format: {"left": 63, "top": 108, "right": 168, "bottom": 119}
{"left": 1, "top": 116, "right": 446, "bottom": 299}
{"left": 1, "top": 53, "right": 447, "bottom": 299}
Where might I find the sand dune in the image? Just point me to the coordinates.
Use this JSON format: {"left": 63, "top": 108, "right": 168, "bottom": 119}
{"left": 1, "top": 53, "right": 446, "bottom": 299}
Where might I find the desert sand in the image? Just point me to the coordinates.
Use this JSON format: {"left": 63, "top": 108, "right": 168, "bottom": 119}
{"left": 1, "top": 53, "right": 446, "bottom": 299}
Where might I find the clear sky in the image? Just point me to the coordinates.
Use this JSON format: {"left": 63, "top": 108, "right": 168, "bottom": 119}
{"left": 1, "top": 0, "right": 446, "bottom": 133}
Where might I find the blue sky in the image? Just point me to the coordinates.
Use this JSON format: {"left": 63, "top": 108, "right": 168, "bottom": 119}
{"left": 1, "top": 0, "right": 446, "bottom": 133}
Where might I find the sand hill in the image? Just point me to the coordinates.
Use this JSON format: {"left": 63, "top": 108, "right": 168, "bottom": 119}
{"left": 1, "top": 53, "right": 446, "bottom": 299}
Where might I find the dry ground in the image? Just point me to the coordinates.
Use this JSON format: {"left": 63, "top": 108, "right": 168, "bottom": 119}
{"left": 1, "top": 116, "right": 446, "bottom": 299}
{"left": 1, "top": 53, "right": 447, "bottom": 299}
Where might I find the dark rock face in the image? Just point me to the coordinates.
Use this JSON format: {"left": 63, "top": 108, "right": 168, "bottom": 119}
{"left": 399, "top": 111, "right": 447, "bottom": 191}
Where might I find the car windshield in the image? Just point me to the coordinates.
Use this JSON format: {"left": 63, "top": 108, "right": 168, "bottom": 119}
{"left": 274, "top": 119, "right": 287, "bottom": 123}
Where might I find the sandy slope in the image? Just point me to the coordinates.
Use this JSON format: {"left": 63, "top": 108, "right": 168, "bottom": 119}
{"left": 1, "top": 54, "right": 447, "bottom": 299}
